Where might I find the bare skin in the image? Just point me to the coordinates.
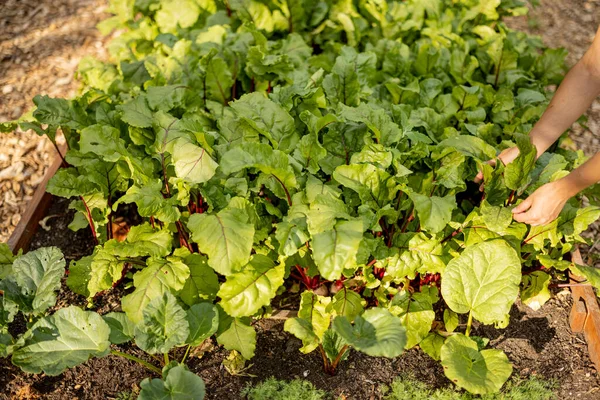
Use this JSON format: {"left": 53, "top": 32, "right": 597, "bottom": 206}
{"left": 476, "top": 25, "right": 600, "bottom": 226}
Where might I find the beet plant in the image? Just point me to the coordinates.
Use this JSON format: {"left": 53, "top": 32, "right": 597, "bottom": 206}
{"left": 2, "top": 0, "right": 600, "bottom": 396}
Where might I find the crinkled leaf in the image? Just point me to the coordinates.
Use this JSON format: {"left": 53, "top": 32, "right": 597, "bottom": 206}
{"left": 12, "top": 306, "right": 111, "bottom": 376}
{"left": 187, "top": 207, "right": 254, "bottom": 276}
{"left": 218, "top": 255, "right": 285, "bottom": 317}
{"left": 0, "top": 247, "right": 65, "bottom": 316}
{"left": 186, "top": 303, "right": 219, "bottom": 346}
{"left": 440, "top": 334, "right": 512, "bottom": 395}
{"left": 441, "top": 240, "right": 521, "bottom": 325}
{"left": 135, "top": 291, "right": 190, "bottom": 354}
{"left": 333, "top": 308, "right": 406, "bottom": 358}
{"left": 139, "top": 364, "right": 206, "bottom": 400}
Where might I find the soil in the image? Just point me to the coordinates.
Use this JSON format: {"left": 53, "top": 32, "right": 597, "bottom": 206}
{"left": 0, "top": 196, "right": 599, "bottom": 399}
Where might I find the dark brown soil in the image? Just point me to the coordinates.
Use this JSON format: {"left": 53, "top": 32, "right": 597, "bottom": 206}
{"left": 1, "top": 196, "right": 599, "bottom": 399}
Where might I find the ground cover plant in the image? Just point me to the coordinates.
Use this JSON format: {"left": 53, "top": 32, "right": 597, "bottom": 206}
{"left": 2, "top": 0, "right": 600, "bottom": 397}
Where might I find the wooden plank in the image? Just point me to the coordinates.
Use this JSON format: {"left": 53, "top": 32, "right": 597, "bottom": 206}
{"left": 570, "top": 249, "right": 600, "bottom": 372}
{"left": 7, "top": 145, "right": 66, "bottom": 254}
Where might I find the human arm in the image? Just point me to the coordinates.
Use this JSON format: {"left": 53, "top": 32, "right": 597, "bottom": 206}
{"left": 475, "top": 25, "right": 600, "bottom": 178}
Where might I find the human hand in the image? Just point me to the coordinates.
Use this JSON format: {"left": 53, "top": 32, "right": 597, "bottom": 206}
{"left": 511, "top": 180, "right": 572, "bottom": 226}
{"left": 474, "top": 146, "right": 521, "bottom": 183}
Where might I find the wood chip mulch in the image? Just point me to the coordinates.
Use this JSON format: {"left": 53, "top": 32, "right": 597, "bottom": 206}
{"left": 0, "top": 0, "right": 109, "bottom": 242}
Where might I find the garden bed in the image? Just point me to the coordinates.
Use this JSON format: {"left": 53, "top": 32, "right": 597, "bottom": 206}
{"left": 0, "top": 191, "right": 598, "bottom": 399}
{"left": 4, "top": 1, "right": 600, "bottom": 399}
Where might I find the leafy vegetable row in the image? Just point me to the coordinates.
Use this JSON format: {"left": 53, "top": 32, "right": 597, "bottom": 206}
{"left": 2, "top": 0, "right": 600, "bottom": 396}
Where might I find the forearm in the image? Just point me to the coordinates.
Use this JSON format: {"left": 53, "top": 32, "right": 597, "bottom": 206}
{"left": 530, "top": 61, "right": 600, "bottom": 158}
{"left": 556, "top": 152, "right": 600, "bottom": 197}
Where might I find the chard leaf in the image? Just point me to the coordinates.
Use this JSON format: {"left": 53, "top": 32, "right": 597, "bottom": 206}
{"left": 12, "top": 306, "right": 111, "bottom": 376}
{"left": 408, "top": 193, "right": 456, "bottom": 234}
{"left": 139, "top": 364, "right": 206, "bottom": 400}
{"left": 0, "top": 247, "right": 65, "bottom": 316}
{"left": 114, "top": 181, "right": 182, "bottom": 223}
{"left": 32, "top": 95, "right": 89, "bottom": 130}
{"left": 328, "top": 287, "right": 364, "bottom": 321}
{"left": 312, "top": 219, "right": 363, "bottom": 281}
{"left": 440, "top": 334, "right": 512, "bottom": 395}
{"left": 186, "top": 303, "right": 219, "bottom": 346}
{"left": 504, "top": 133, "right": 536, "bottom": 191}
{"left": 441, "top": 240, "right": 521, "bottom": 325}
{"left": 0, "top": 243, "right": 16, "bottom": 280}
{"left": 187, "top": 207, "right": 254, "bottom": 276}
{"left": 180, "top": 254, "right": 220, "bottom": 306}
{"left": 220, "top": 142, "right": 297, "bottom": 201}
{"left": 333, "top": 164, "right": 396, "bottom": 210}
{"left": 333, "top": 308, "right": 406, "bottom": 358}
{"left": 390, "top": 289, "right": 436, "bottom": 349}
{"left": 284, "top": 317, "right": 320, "bottom": 354}
{"left": 103, "top": 312, "right": 135, "bottom": 345}
{"left": 135, "top": 291, "right": 190, "bottom": 354}
{"left": 230, "top": 93, "right": 297, "bottom": 152}
{"left": 216, "top": 317, "right": 256, "bottom": 360}
{"left": 104, "top": 223, "right": 173, "bottom": 258}
{"left": 172, "top": 139, "right": 218, "bottom": 184}
{"left": 521, "top": 271, "right": 551, "bottom": 311}
{"left": 122, "top": 257, "right": 190, "bottom": 323}
{"left": 218, "top": 255, "right": 285, "bottom": 317}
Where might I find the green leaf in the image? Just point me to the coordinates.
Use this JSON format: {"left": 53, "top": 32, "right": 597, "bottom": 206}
{"left": 312, "top": 219, "right": 363, "bottom": 281}
{"left": 105, "top": 223, "right": 173, "bottom": 258}
{"left": 333, "top": 308, "right": 407, "bottom": 358}
{"left": 339, "top": 103, "right": 403, "bottom": 146}
{"left": 79, "top": 124, "right": 129, "bottom": 162}
{"left": 390, "top": 289, "right": 436, "bottom": 348}
{"left": 0, "top": 247, "right": 65, "bottom": 316}
{"left": 135, "top": 291, "right": 190, "bottom": 354}
{"left": 187, "top": 207, "right": 254, "bottom": 276}
{"left": 139, "top": 364, "right": 206, "bottom": 400}
{"left": 219, "top": 142, "right": 297, "bottom": 200}
{"left": 121, "top": 60, "right": 151, "bottom": 85}
{"left": 172, "top": 139, "right": 218, "bottom": 184}
{"left": 200, "top": 51, "right": 234, "bottom": 106}
{"left": 103, "top": 312, "right": 135, "bottom": 345}
{"left": 230, "top": 93, "right": 297, "bottom": 152}
{"left": 420, "top": 332, "right": 445, "bottom": 361}
{"left": 216, "top": 317, "right": 256, "bottom": 360}
{"left": 443, "top": 309, "right": 459, "bottom": 333}
{"left": 218, "top": 255, "right": 285, "bottom": 317}
{"left": 186, "top": 303, "right": 219, "bottom": 346}
{"left": 441, "top": 240, "right": 521, "bottom": 325}
{"left": 438, "top": 136, "right": 496, "bottom": 160}
{"left": 408, "top": 193, "right": 456, "bottom": 234}
{"left": 521, "top": 271, "right": 551, "bottom": 311}
{"left": 284, "top": 318, "right": 320, "bottom": 354}
{"left": 147, "top": 85, "right": 187, "bottom": 111}
{"left": 333, "top": 164, "right": 396, "bottom": 210}
{"left": 12, "top": 306, "right": 111, "bottom": 376}
{"left": 46, "top": 168, "right": 100, "bottom": 198}
{"left": 328, "top": 288, "right": 364, "bottom": 321}
{"left": 180, "top": 254, "right": 220, "bottom": 306}
{"left": 118, "top": 95, "right": 153, "bottom": 128}
{"left": 115, "top": 181, "right": 181, "bottom": 223}
{"left": 440, "top": 334, "right": 512, "bottom": 395}
{"left": 32, "top": 95, "right": 89, "bottom": 130}
{"left": 504, "top": 133, "right": 536, "bottom": 190}
{"left": 0, "top": 243, "right": 16, "bottom": 279}
{"left": 122, "top": 257, "right": 190, "bottom": 324}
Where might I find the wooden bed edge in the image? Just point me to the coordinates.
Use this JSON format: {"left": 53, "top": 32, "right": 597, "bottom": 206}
{"left": 7, "top": 144, "right": 66, "bottom": 254}
{"left": 570, "top": 248, "right": 600, "bottom": 372}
